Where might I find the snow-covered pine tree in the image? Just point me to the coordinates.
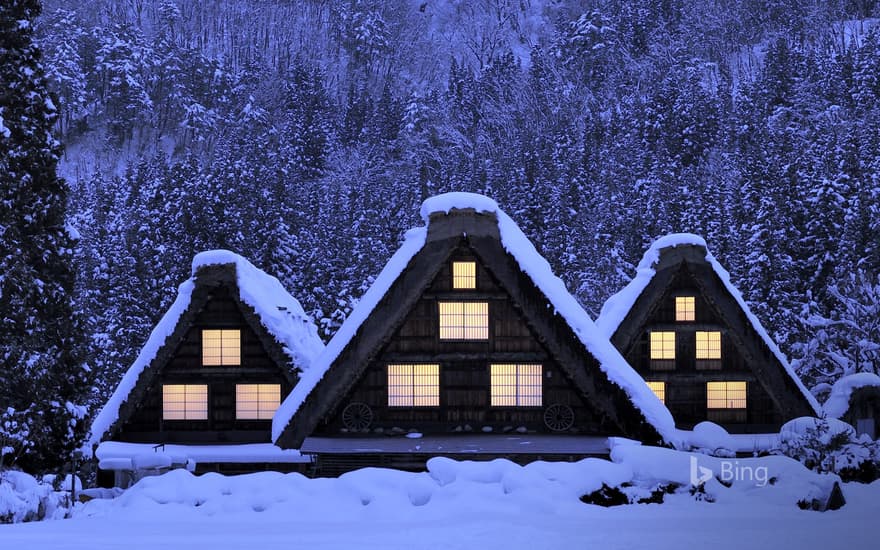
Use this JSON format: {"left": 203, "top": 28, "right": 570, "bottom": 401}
{"left": 0, "top": 0, "right": 90, "bottom": 473}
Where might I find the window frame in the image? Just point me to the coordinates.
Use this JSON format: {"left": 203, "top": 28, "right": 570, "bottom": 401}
{"left": 706, "top": 381, "right": 747, "bottom": 410}
{"left": 490, "top": 363, "right": 543, "bottom": 407}
{"left": 235, "top": 383, "right": 281, "bottom": 420}
{"left": 646, "top": 381, "right": 666, "bottom": 404}
{"left": 451, "top": 260, "right": 477, "bottom": 290}
{"left": 387, "top": 364, "right": 441, "bottom": 407}
{"left": 201, "top": 328, "right": 241, "bottom": 366}
{"left": 675, "top": 296, "right": 695, "bottom": 322}
{"left": 438, "top": 301, "right": 489, "bottom": 341}
{"left": 162, "top": 384, "right": 209, "bottom": 421}
{"left": 695, "top": 331, "right": 722, "bottom": 362}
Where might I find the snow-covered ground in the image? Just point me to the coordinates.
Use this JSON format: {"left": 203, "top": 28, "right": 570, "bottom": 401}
{"left": 2, "top": 451, "right": 877, "bottom": 549}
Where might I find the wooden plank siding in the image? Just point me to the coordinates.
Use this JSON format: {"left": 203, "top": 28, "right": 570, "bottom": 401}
{"left": 622, "top": 260, "right": 791, "bottom": 432}
{"left": 116, "top": 285, "right": 294, "bottom": 443}
{"left": 313, "top": 246, "right": 603, "bottom": 436}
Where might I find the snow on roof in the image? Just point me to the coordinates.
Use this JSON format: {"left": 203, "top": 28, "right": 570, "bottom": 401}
{"left": 824, "top": 373, "right": 880, "bottom": 419}
{"left": 595, "top": 233, "right": 821, "bottom": 415}
{"left": 96, "top": 441, "right": 311, "bottom": 466}
{"left": 86, "top": 251, "right": 324, "bottom": 452}
{"left": 273, "top": 192, "right": 676, "bottom": 443}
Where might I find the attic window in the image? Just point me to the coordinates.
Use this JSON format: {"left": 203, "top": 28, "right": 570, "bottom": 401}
{"left": 649, "top": 331, "right": 676, "bottom": 360}
{"left": 162, "top": 384, "right": 208, "bottom": 420}
{"left": 202, "top": 329, "right": 241, "bottom": 366}
{"left": 646, "top": 381, "right": 666, "bottom": 404}
{"left": 452, "top": 261, "right": 477, "bottom": 289}
{"left": 490, "top": 364, "right": 542, "bottom": 407}
{"left": 235, "top": 384, "right": 281, "bottom": 420}
{"left": 696, "top": 331, "right": 722, "bottom": 360}
{"left": 439, "top": 302, "right": 489, "bottom": 340}
{"left": 706, "top": 381, "right": 746, "bottom": 409}
{"left": 675, "top": 296, "right": 695, "bottom": 321}
{"left": 387, "top": 364, "right": 440, "bottom": 407}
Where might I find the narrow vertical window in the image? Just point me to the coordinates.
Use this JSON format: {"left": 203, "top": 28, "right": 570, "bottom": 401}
{"left": 649, "top": 331, "right": 676, "bottom": 360}
{"left": 452, "top": 261, "right": 477, "bottom": 289}
{"left": 646, "top": 381, "right": 666, "bottom": 404}
{"left": 490, "top": 364, "right": 542, "bottom": 406}
{"left": 387, "top": 364, "right": 440, "bottom": 407}
{"left": 706, "top": 381, "right": 747, "bottom": 409}
{"left": 202, "top": 329, "right": 241, "bottom": 366}
{"left": 235, "top": 384, "right": 281, "bottom": 419}
{"left": 439, "top": 302, "right": 489, "bottom": 340}
{"left": 696, "top": 331, "right": 722, "bottom": 360}
{"left": 162, "top": 384, "right": 208, "bottom": 420}
{"left": 675, "top": 296, "right": 695, "bottom": 321}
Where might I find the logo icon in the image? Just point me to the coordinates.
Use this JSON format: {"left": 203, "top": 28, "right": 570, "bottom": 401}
{"left": 690, "top": 456, "right": 713, "bottom": 486}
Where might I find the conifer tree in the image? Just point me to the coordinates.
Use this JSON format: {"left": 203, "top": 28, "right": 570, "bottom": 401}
{"left": 0, "top": 0, "right": 89, "bottom": 472}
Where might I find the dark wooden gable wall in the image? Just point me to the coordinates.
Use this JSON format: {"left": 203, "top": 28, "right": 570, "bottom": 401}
{"left": 610, "top": 245, "right": 815, "bottom": 433}
{"left": 111, "top": 264, "right": 297, "bottom": 444}
{"left": 277, "top": 209, "right": 663, "bottom": 447}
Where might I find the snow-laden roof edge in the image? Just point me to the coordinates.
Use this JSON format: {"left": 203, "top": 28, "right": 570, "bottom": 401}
{"left": 86, "top": 250, "right": 324, "bottom": 453}
{"left": 273, "top": 193, "right": 676, "bottom": 443}
{"left": 824, "top": 372, "right": 880, "bottom": 419}
{"left": 272, "top": 228, "right": 428, "bottom": 442}
{"left": 595, "top": 233, "right": 821, "bottom": 415}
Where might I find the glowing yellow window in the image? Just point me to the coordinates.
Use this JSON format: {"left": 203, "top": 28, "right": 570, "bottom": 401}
{"left": 202, "top": 329, "right": 241, "bottom": 366}
{"left": 707, "top": 381, "right": 747, "bottom": 409}
{"left": 675, "top": 296, "right": 695, "bottom": 321}
{"left": 646, "top": 381, "right": 666, "bottom": 404}
{"left": 387, "top": 364, "right": 440, "bottom": 407}
{"left": 491, "top": 364, "right": 542, "bottom": 407}
{"left": 650, "top": 331, "right": 676, "bottom": 360}
{"left": 452, "top": 261, "right": 477, "bottom": 289}
{"left": 439, "top": 302, "right": 488, "bottom": 340}
{"left": 696, "top": 331, "right": 722, "bottom": 360}
{"left": 162, "top": 384, "right": 208, "bottom": 420}
{"left": 235, "top": 384, "right": 281, "bottom": 419}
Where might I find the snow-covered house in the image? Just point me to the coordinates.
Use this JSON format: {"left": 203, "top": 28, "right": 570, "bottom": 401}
{"left": 596, "top": 234, "right": 820, "bottom": 434}
{"left": 272, "top": 193, "right": 675, "bottom": 474}
{"left": 86, "top": 251, "right": 324, "bottom": 486}
{"left": 824, "top": 373, "right": 880, "bottom": 439}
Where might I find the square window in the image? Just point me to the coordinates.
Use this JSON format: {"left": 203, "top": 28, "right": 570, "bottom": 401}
{"left": 387, "top": 364, "right": 440, "bottom": 407}
{"left": 646, "top": 381, "right": 666, "bottom": 404}
{"left": 162, "top": 384, "right": 208, "bottom": 420}
{"left": 202, "top": 329, "right": 241, "bottom": 366}
{"left": 650, "top": 331, "right": 676, "bottom": 360}
{"left": 235, "top": 384, "right": 281, "bottom": 420}
{"left": 675, "top": 296, "right": 695, "bottom": 322}
{"left": 452, "top": 261, "right": 477, "bottom": 289}
{"left": 706, "top": 381, "right": 747, "bottom": 409}
{"left": 490, "top": 364, "right": 542, "bottom": 407}
{"left": 439, "top": 302, "right": 489, "bottom": 340}
{"left": 696, "top": 331, "right": 722, "bottom": 360}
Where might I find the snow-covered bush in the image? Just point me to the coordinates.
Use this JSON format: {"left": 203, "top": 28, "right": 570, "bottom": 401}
{"left": 778, "top": 417, "right": 880, "bottom": 482}
{"left": 0, "top": 408, "right": 32, "bottom": 471}
{"left": 0, "top": 470, "right": 70, "bottom": 524}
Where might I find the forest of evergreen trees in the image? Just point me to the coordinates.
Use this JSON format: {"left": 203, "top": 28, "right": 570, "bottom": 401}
{"left": 5, "top": 0, "right": 880, "bottom": 463}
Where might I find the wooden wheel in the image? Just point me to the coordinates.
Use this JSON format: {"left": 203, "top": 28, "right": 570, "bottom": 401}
{"left": 543, "top": 404, "right": 574, "bottom": 432}
{"left": 341, "top": 402, "right": 373, "bottom": 431}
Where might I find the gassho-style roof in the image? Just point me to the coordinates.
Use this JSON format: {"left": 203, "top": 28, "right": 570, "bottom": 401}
{"left": 824, "top": 372, "right": 880, "bottom": 419}
{"left": 272, "top": 192, "right": 677, "bottom": 446}
{"left": 595, "top": 233, "right": 821, "bottom": 415}
{"left": 85, "top": 250, "right": 325, "bottom": 451}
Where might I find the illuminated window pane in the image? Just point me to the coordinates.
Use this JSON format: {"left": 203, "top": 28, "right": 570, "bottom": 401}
{"left": 162, "top": 384, "right": 208, "bottom": 420}
{"left": 646, "top": 381, "right": 666, "bottom": 404}
{"left": 707, "top": 381, "right": 747, "bottom": 409}
{"left": 452, "top": 261, "right": 477, "bottom": 289}
{"left": 235, "top": 384, "right": 281, "bottom": 419}
{"left": 491, "top": 364, "right": 542, "bottom": 407}
{"left": 387, "top": 364, "right": 439, "bottom": 407}
{"left": 650, "top": 332, "right": 676, "bottom": 360}
{"left": 439, "top": 302, "right": 488, "bottom": 340}
{"left": 202, "top": 329, "right": 241, "bottom": 366}
{"left": 675, "top": 296, "right": 695, "bottom": 322}
{"left": 696, "top": 331, "right": 722, "bottom": 360}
